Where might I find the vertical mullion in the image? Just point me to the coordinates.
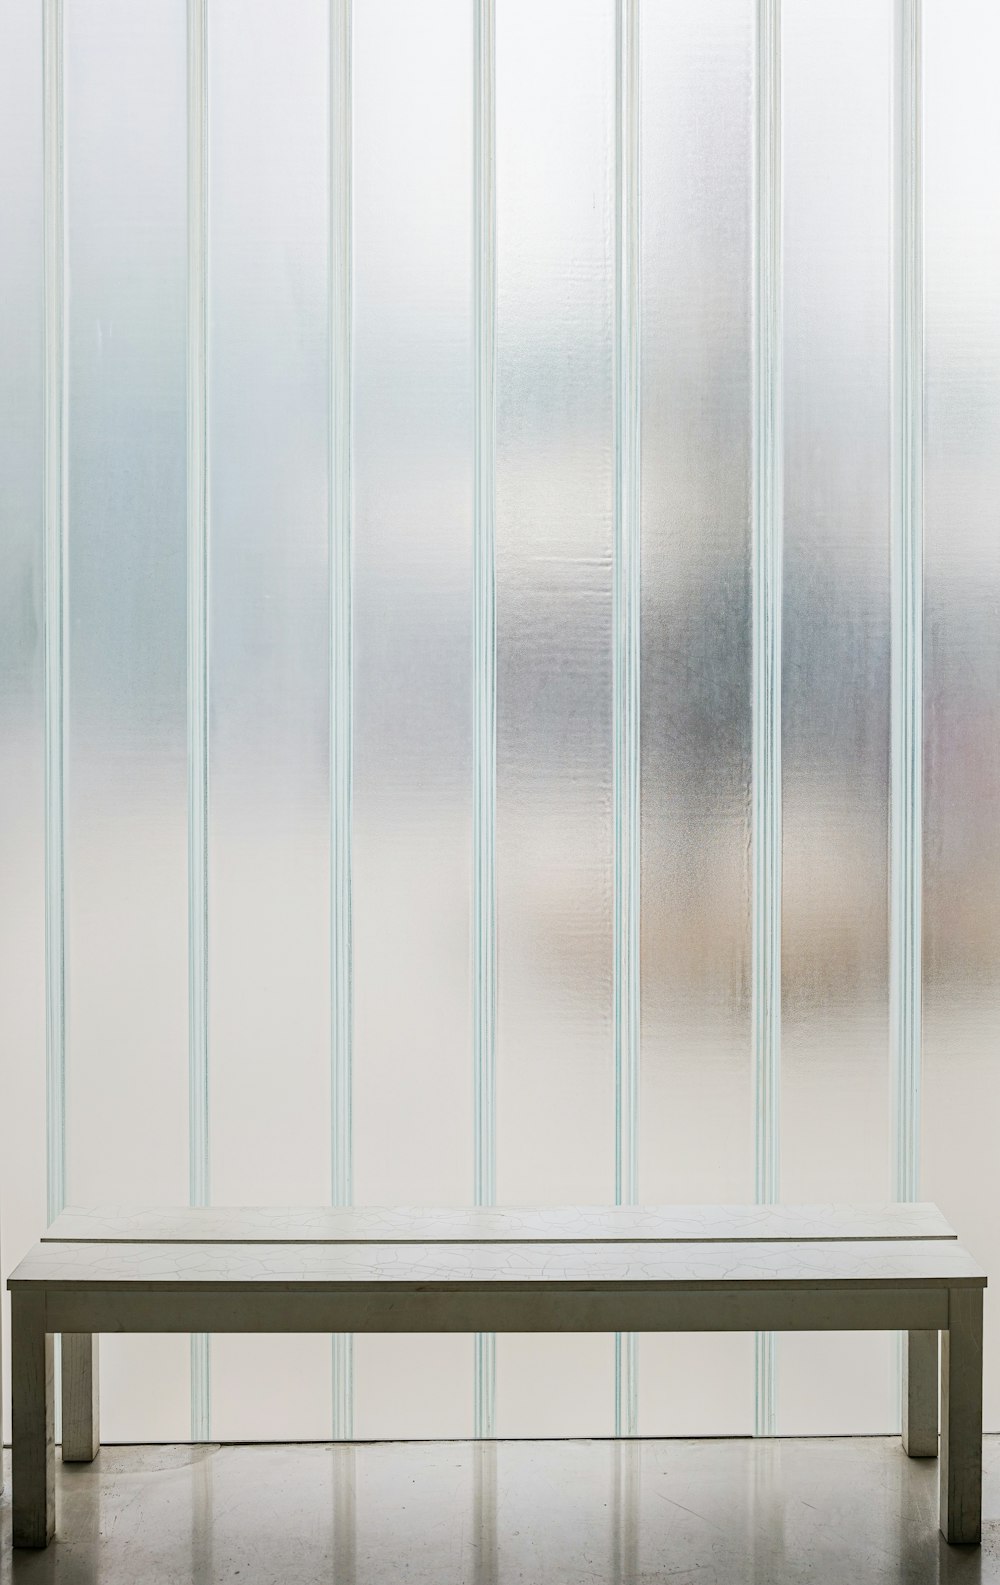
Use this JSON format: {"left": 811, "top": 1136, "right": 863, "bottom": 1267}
{"left": 187, "top": 0, "right": 210, "bottom": 1442}
{"left": 752, "top": 0, "right": 782, "bottom": 1439}
{"left": 43, "top": 0, "right": 67, "bottom": 1229}
{"left": 890, "top": 0, "right": 922, "bottom": 1428}
{"left": 890, "top": 0, "right": 922, "bottom": 1210}
{"left": 613, "top": 0, "right": 640, "bottom": 1441}
{"left": 473, "top": 0, "right": 497, "bottom": 1442}
{"left": 330, "top": 0, "right": 354, "bottom": 1443}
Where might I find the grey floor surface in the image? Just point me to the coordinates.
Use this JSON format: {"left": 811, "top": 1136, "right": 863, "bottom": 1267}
{"left": 2, "top": 1436, "right": 1000, "bottom": 1584}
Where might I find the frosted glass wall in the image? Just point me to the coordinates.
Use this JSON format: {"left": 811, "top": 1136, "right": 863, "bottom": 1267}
{"left": 206, "top": 0, "right": 332, "bottom": 1439}
{"left": 351, "top": 0, "right": 475, "bottom": 1439}
{"left": 922, "top": 0, "right": 1000, "bottom": 1434}
{"left": 638, "top": 0, "right": 755, "bottom": 1436}
{"left": 63, "top": 0, "right": 191, "bottom": 1439}
{"left": 494, "top": 0, "right": 615, "bottom": 1439}
{"left": 778, "top": 0, "right": 893, "bottom": 1435}
{"left": 0, "top": 0, "right": 47, "bottom": 1448}
{"left": 2, "top": 0, "right": 999, "bottom": 1441}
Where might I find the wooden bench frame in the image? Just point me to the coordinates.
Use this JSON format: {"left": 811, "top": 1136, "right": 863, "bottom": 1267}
{"left": 7, "top": 1203, "right": 985, "bottom": 1549}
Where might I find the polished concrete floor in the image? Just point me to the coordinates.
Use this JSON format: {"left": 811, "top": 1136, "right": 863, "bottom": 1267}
{"left": 2, "top": 1437, "right": 1000, "bottom": 1584}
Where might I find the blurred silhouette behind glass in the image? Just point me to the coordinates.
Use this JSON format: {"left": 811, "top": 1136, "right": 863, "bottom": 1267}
{"left": 1, "top": 0, "right": 1000, "bottom": 1442}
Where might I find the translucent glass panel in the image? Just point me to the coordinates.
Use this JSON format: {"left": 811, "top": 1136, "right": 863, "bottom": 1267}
{"left": 207, "top": 0, "right": 332, "bottom": 1438}
{"left": 0, "top": 0, "right": 46, "bottom": 1444}
{"left": 64, "top": 0, "right": 190, "bottom": 1439}
{"left": 638, "top": 0, "right": 755, "bottom": 1435}
{"left": 351, "top": 0, "right": 474, "bottom": 1437}
{"left": 4, "top": 0, "right": 1000, "bottom": 1449}
{"left": 923, "top": 0, "right": 1000, "bottom": 1432}
{"left": 778, "top": 0, "right": 893, "bottom": 1433}
{"left": 494, "top": 0, "right": 615, "bottom": 1436}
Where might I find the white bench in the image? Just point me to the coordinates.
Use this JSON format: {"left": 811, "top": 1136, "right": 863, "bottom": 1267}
{"left": 7, "top": 1202, "right": 985, "bottom": 1548}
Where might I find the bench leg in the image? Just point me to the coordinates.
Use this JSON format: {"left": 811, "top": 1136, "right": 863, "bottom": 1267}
{"left": 62, "top": 1333, "right": 100, "bottom": 1462}
{"left": 12, "top": 1292, "right": 55, "bottom": 1548}
{"left": 902, "top": 1329, "right": 938, "bottom": 1456}
{"left": 940, "top": 1287, "right": 983, "bottom": 1544}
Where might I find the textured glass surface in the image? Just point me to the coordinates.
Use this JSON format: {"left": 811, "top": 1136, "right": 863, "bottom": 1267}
{"left": 923, "top": 0, "right": 1000, "bottom": 1432}
{"left": 5, "top": 0, "right": 1000, "bottom": 1447}
{"left": 63, "top": 0, "right": 190, "bottom": 1440}
{"left": 0, "top": 0, "right": 46, "bottom": 1445}
{"left": 637, "top": 0, "right": 755, "bottom": 1435}
{"left": 207, "top": 0, "right": 332, "bottom": 1438}
{"left": 777, "top": 0, "right": 893, "bottom": 1434}
{"left": 351, "top": 0, "right": 474, "bottom": 1437}
{"left": 493, "top": 0, "right": 615, "bottom": 1437}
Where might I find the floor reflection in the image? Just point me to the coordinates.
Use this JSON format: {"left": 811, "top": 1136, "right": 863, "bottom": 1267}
{"left": 749, "top": 1438, "right": 786, "bottom": 1583}
{"left": 332, "top": 1444, "right": 356, "bottom": 1585}
{"left": 611, "top": 1441, "right": 639, "bottom": 1584}
{"left": 190, "top": 1445, "right": 213, "bottom": 1585}
{"left": 474, "top": 1441, "right": 497, "bottom": 1585}
{"left": 1, "top": 1438, "right": 997, "bottom": 1584}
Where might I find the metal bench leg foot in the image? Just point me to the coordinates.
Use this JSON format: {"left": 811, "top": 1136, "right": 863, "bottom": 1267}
{"left": 62, "top": 1333, "right": 100, "bottom": 1462}
{"left": 902, "top": 1329, "right": 938, "bottom": 1456}
{"left": 940, "top": 1288, "right": 983, "bottom": 1544}
{"left": 12, "top": 1292, "right": 55, "bottom": 1548}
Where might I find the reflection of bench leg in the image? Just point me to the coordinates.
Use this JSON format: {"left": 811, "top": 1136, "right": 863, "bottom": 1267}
{"left": 902, "top": 1330, "right": 938, "bottom": 1456}
{"left": 62, "top": 1334, "right": 100, "bottom": 1462}
{"left": 940, "top": 1288, "right": 983, "bottom": 1544}
{"left": 12, "top": 1292, "right": 55, "bottom": 1548}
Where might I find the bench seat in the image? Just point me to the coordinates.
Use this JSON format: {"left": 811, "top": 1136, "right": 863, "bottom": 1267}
{"left": 7, "top": 1203, "right": 985, "bottom": 1549}
{"left": 43, "top": 1200, "right": 959, "bottom": 1244}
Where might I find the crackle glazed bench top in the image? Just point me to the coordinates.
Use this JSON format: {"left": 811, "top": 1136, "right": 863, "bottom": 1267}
{"left": 13, "top": 1234, "right": 985, "bottom": 1291}
{"left": 42, "top": 1200, "right": 960, "bottom": 1246}
{"left": 17, "top": 1202, "right": 976, "bottom": 1291}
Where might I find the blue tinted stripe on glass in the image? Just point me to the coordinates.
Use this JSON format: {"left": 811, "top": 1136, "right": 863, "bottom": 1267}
{"left": 890, "top": 0, "right": 923, "bottom": 1430}
{"left": 890, "top": 0, "right": 922, "bottom": 1211}
{"left": 752, "top": 0, "right": 783, "bottom": 1439}
{"left": 43, "top": 0, "right": 67, "bottom": 1228}
{"left": 473, "top": 0, "right": 497, "bottom": 1442}
{"left": 614, "top": 0, "right": 641, "bottom": 1440}
{"left": 187, "top": 0, "right": 210, "bottom": 1441}
{"left": 330, "top": 0, "right": 355, "bottom": 1443}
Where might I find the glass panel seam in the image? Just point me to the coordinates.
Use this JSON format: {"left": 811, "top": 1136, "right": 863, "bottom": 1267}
{"left": 43, "top": 0, "right": 67, "bottom": 1229}
{"left": 473, "top": 0, "right": 497, "bottom": 1442}
{"left": 613, "top": 0, "right": 641, "bottom": 1441}
{"left": 890, "top": 0, "right": 923, "bottom": 1213}
{"left": 330, "top": 0, "right": 354, "bottom": 1444}
{"left": 752, "top": 0, "right": 783, "bottom": 1440}
{"left": 890, "top": 0, "right": 923, "bottom": 1430}
{"left": 187, "top": 0, "right": 210, "bottom": 1442}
